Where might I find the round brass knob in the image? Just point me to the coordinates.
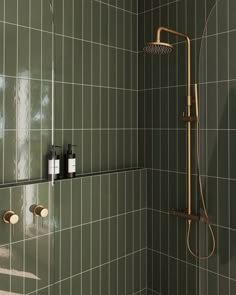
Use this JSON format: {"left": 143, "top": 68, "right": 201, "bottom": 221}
{"left": 33, "top": 205, "right": 49, "bottom": 218}
{"left": 3, "top": 211, "right": 19, "bottom": 224}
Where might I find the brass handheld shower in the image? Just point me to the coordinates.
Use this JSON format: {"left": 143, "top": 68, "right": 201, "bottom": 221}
{"left": 144, "top": 27, "right": 215, "bottom": 259}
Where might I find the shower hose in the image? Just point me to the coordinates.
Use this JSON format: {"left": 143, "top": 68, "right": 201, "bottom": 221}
{"left": 186, "top": 98, "right": 216, "bottom": 259}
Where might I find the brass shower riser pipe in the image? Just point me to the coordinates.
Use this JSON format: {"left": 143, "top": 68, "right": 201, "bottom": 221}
{"left": 157, "top": 27, "right": 192, "bottom": 219}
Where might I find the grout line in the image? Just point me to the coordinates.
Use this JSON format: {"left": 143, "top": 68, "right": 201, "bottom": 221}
{"left": 70, "top": 179, "right": 73, "bottom": 294}
{"left": 1, "top": 20, "right": 138, "bottom": 53}
{"left": 0, "top": 73, "right": 138, "bottom": 91}
{"left": 216, "top": 1, "right": 220, "bottom": 294}
{"left": 148, "top": 247, "right": 236, "bottom": 284}
{"left": 80, "top": 175, "right": 83, "bottom": 294}
{"left": 36, "top": 184, "right": 39, "bottom": 295}
{"left": 81, "top": 0, "right": 84, "bottom": 174}
{"left": 15, "top": 0, "right": 19, "bottom": 182}
{"left": 227, "top": 0, "right": 231, "bottom": 294}
{"left": 2, "top": 0, "right": 5, "bottom": 184}
{"left": 125, "top": 171, "right": 127, "bottom": 295}
{"left": 9, "top": 188, "right": 12, "bottom": 294}
{"left": 40, "top": 0, "right": 43, "bottom": 182}
{"left": 176, "top": 1, "right": 179, "bottom": 294}
{"left": 90, "top": 1, "right": 93, "bottom": 293}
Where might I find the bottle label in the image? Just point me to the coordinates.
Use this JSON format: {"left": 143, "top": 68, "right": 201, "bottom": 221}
{"left": 48, "top": 159, "right": 60, "bottom": 175}
{"left": 68, "top": 158, "right": 76, "bottom": 173}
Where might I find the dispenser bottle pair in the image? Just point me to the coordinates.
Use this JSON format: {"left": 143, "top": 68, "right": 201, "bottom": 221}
{"left": 48, "top": 144, "right": 77, "bottom": 180}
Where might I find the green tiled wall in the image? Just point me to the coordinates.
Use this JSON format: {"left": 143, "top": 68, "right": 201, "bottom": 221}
{"left": 0, "top": 0, "right": 139, "bottom": 185}
{"left": 0, "top": 168, "right": 147, "bottom": 294}
{"left": 139, "top": 0, "right": 236, "bottom": 294}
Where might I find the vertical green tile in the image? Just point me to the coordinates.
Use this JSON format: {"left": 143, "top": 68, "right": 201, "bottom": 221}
{"left": 126, "top": 212, "right": 133, "bottom": 254}
{"left": 72, "top": 178, "right": 82, "bottom": 226}
{"left": 83, "top": 130, "right": 92, "bottom": 173}
{"left": 4, "top": 130, "right": 16, "bottom": 183}
{"left": 126, "top": 254, "right": 133, "bottom": 294}
{"left": 30, "top": 130, "right": 41, "bottom": 180}
{"left": 54, "top": 0, "right": 63, "bottom": 34}
{"left": 101, "top": 219, "right": 109, "bottom": 264}
{"left": 11, "top": 186, "right": 24, "bottom": 242}
{"left": 134, "top": 211, "right": 141, "bottom": 251}
{"left": 42, "top": 0, "right": 52, "bottom": 32}
{"left": 110, "top": 260, "right": 117, "bottom": 295}
{"left": 74, "top": 39, "right": 82, "bottom": 84}
{"left": 60, "top": 180, "right": 72, "bottom": 229}
{"left": 25, "top": 238, "right": 37, "bottom": 293}
{"left": 83, "top": 0, "right": 91, "bottom": 41}
{"left": 42, "top": 32, "right": 52, "bottom": 81}
{"left": 72, "top": 275, "right": 81, "bottom": 295}
{"left": 92, "top": 130, "right": 100, "bottom": 172}
{"left": 63, "top": 83, "right": 73, "bottom": 129}
{"left": 110, "top": 216, "right": 117, "bottom": 260}
{"left": 72, "top": 226, "right": 81, "bottom": 275}
{"left": 101, "top": 131, "right": 108, "bottom": 171}
{"left": 38, "top": 235, "right": 51, "bottom": 289}
{"left": 82, "top": 177, "right": 91, "bottom": 223}
{"left": 92, "top": 1, "right": 100, "bottom": 44}
{"left": 83, "top": 42, "right": 91, "bottom": 85}
{"left": 5, "top": 77, "right": 16, "bottom": 129}
{"left": 61, "top": 229, "right": 71, "bottom": 279}
{"left": 64, "top": 36, "right": 73, "bottom": 82}
{"left": 126, "top": 171, "right": 133, "bottom": 212}
{"left": 101, "top": 4, "right": 108, "bottom": 44}
{"left": 0, "top": 188, "right": 10, "bottom": 245}
{"left": 101, "top": 264, "right": 109, "bottom": 295}
{"left": 64, "top": 0, "right": 73, "bottom": 36}
{"left": 134, "top": 170, "right": 141, "bottom": 210}
{"left": 74, "top": 84, "right": 82, "bottom": 129}
{"left": 118, "top": 172, "right": 125, "bottom": 214}
{"left": 42, "top": 81, "right": 52, "bottom": 130}
{"left": 110, "top": 173, "right": 117, "bottom": 216}
{"left": 118, "top": 214, "right": 125, "bottom": 257}
{"left": 83, "top": 86, "right": 92, "bottom": 129}
{"left": 92, "top": 221, "right": 100, "bottom": 268}
{"left": 30, "top": 29, "right": 41, "bottom": 79}
{"left": 31, "top": 0, "right": 41, "bottom": 29}
{"left": 92, "top": 268, "right": 100, "bottom": 295}
{"left": 92, "top": 176, "right": 100, "bottom": 221}
{"left": 0, "top": 245, "right": 10, "bottom": 293}
{"left": 82, "top": 223, "right": 91, "bottom": 271}
{"left": 18, "top": 27, "right": 29, "bottom": 77}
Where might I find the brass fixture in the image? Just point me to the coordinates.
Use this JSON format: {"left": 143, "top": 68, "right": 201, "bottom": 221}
{"left": 33, "top": 205, "right": 49, "bottom": 218}
{"left": 3, "top": 211, "right": 19, "bottom": 224}
{"left": 144, "top": 27, "right": 215, "bottom": 259}
{"left": 144, "top": 26, "right": 192, "bottom": 218}
{"left": 169, "top": 209, "right": 209, "bottom": 224}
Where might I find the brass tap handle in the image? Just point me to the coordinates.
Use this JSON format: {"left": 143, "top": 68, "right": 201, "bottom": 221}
{"left": 3, "top": 211, "right": 19, "bottom": 224}
{"left": 33, "top": 205, "right": 49, "bottom": 218}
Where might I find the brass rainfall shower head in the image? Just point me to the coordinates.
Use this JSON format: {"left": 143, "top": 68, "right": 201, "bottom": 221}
{"left": 143, "top": 41, "right": 174, "bottom": 55}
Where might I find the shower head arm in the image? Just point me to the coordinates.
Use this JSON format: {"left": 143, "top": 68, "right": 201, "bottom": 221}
{"left": 157, "top": 26, "right": 191, "bottom": 99}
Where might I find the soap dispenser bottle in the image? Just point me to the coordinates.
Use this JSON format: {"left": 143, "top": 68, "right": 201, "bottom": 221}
{"left": 64, "top": 144, "right": 77, "bottom": 178}
{"left": 48, "top": 145, "right": 61, "bottom": 180}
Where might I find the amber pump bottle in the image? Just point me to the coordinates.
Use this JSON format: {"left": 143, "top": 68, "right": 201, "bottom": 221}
{"left": 48, "top": 145, "right": 61, "bottom": 181}
{"left": 64, "top": 144, "right": 77, "bottom": 178}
